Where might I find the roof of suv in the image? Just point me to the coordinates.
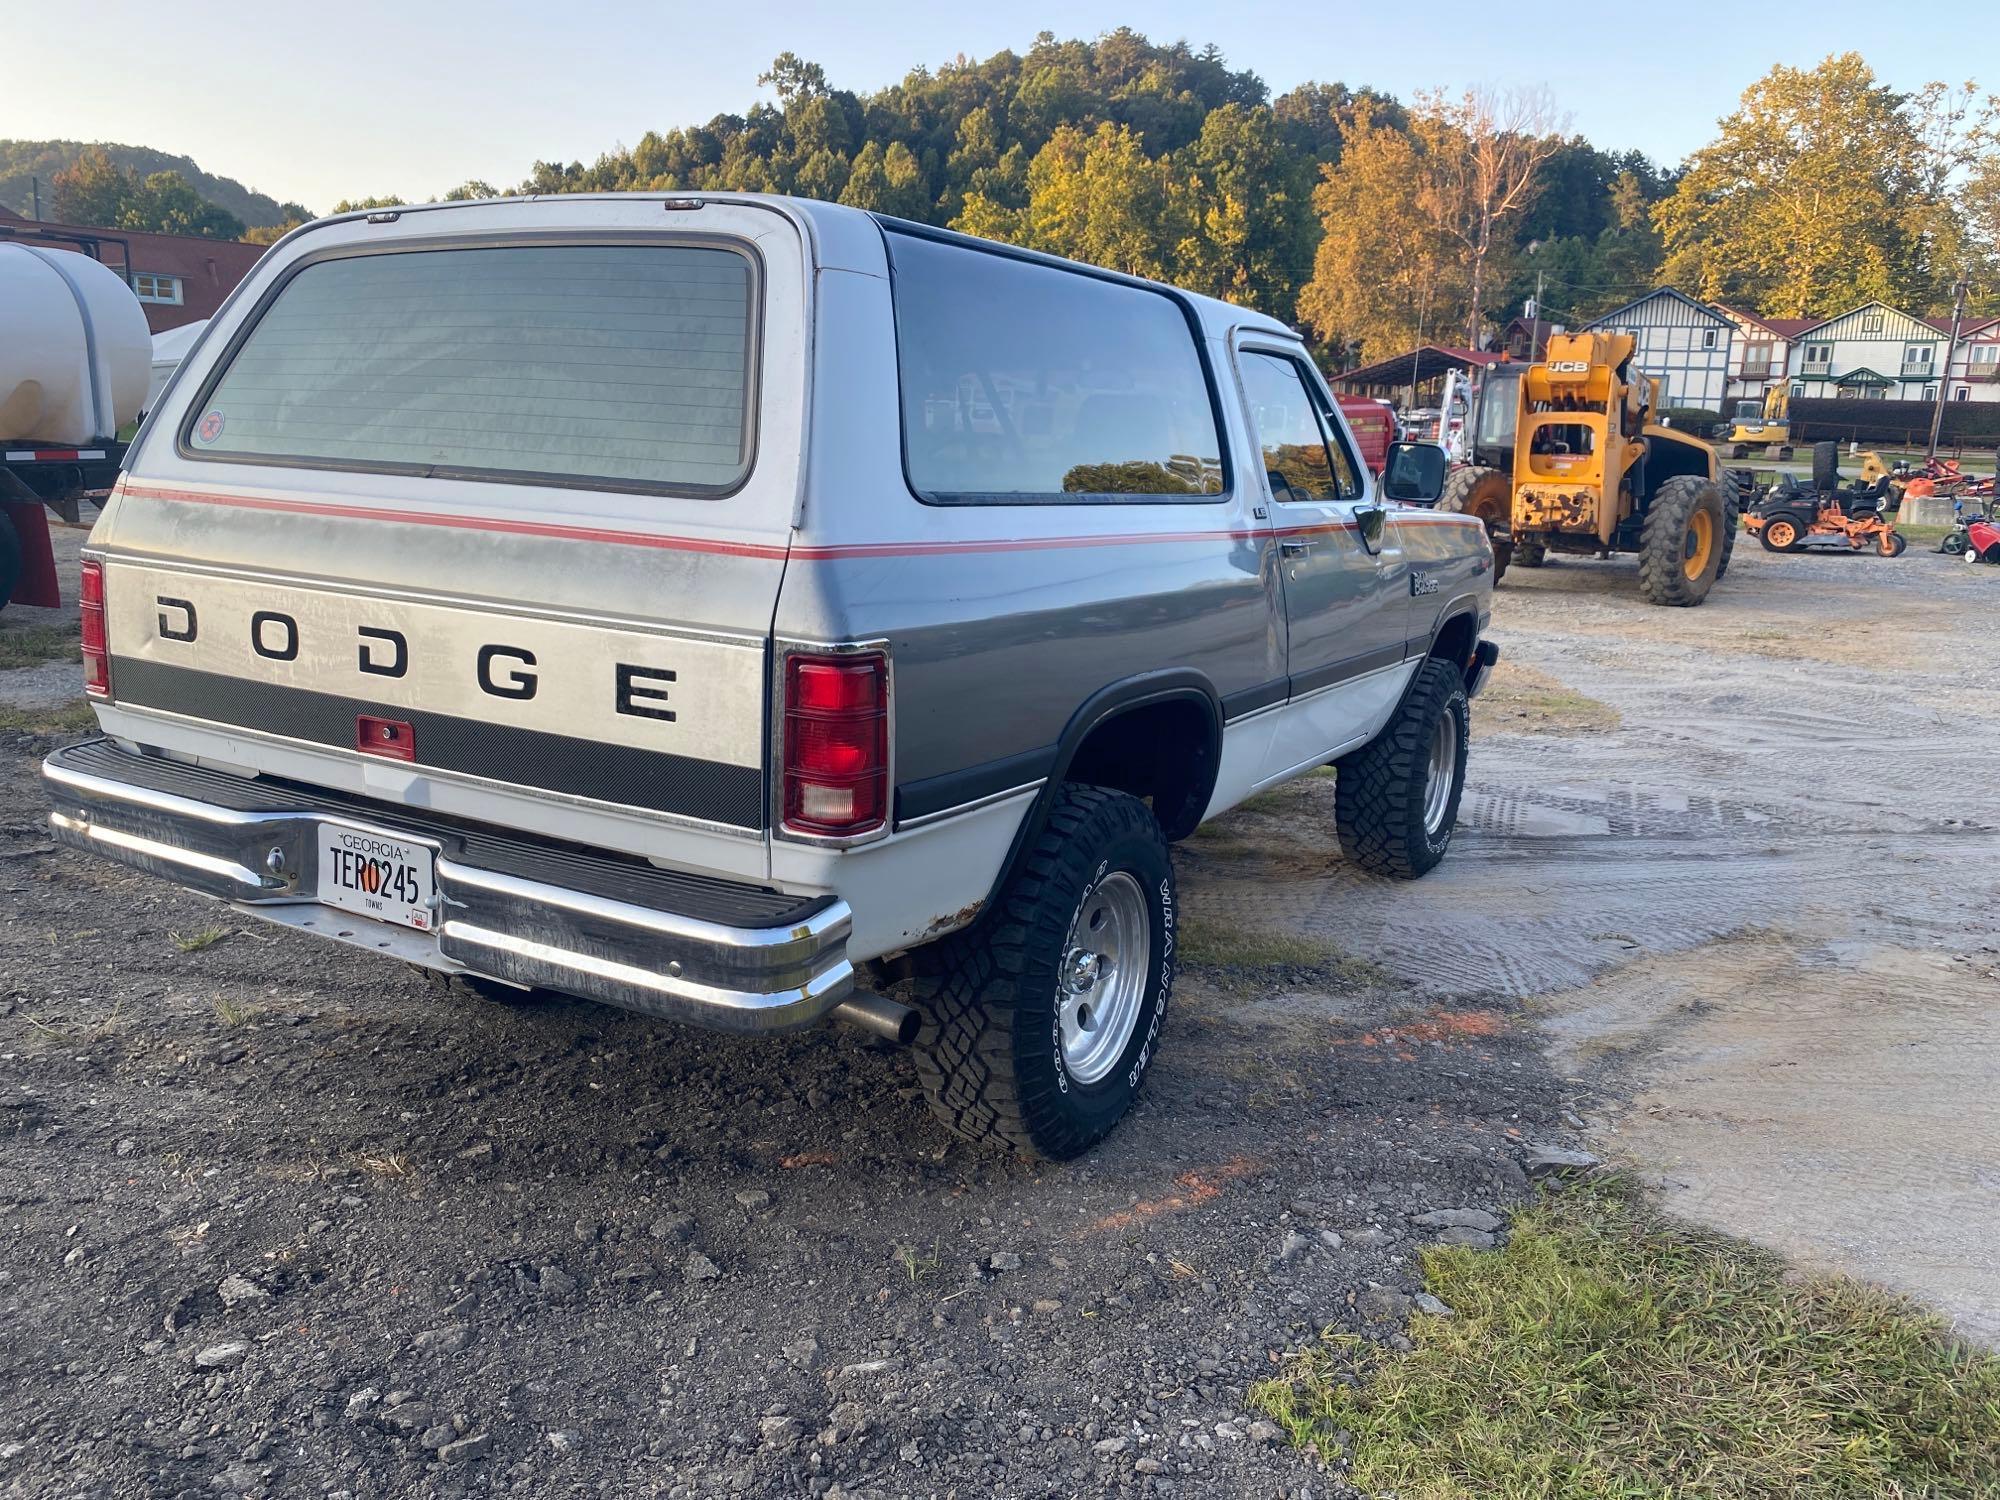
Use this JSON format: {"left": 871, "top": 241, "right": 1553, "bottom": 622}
{"left": 294, "top": 192, "right": 1300, "bottom": 347}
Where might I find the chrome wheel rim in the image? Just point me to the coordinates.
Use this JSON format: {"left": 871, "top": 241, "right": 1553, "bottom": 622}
{"left": 1423, "top": 706, "right": 1460, "bottom": 837}
{"left": 1058, "top": 870, "right": 1150, "bottom": 1086}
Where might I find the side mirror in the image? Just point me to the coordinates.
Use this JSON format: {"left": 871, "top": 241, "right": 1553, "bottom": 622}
{"left": 1381, "top": 441, "right": 1448, "bottom": 505}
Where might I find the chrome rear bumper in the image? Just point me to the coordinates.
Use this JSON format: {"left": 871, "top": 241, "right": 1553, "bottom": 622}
{"left": 42, "top": 740, "right": 852, "bottom": 1032}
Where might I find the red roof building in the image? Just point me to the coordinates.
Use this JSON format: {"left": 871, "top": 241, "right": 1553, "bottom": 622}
{"left": 0, "top": 205, "right": 265, "bottom": 332}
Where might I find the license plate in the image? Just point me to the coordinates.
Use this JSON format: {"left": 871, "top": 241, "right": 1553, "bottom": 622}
{"left": 316, "top": 825, "right": 437, "bottom": 931}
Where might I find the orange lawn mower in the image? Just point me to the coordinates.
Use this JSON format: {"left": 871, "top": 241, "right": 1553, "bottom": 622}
{"left": 1744, "top": 472, "right": 1908, "bottom": 558}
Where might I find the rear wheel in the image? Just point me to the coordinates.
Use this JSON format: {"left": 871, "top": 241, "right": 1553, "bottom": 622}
{"left": 1812, "top": 441, "right": 1840, "bottom": 493}
{"left": 1942, "top": 532, "right": 1968, "bottom": 555}
{"left": 1760, "top": 516, "right": 1803, "bottom": 552}
{"left": 908, "top": 784, "right": 1173, "bottom": 1160}
{"left": 1514, "top": 538, "right": 1547, "bottom": 568}
{"left": 1718, "top": 484, "right": 1741, "bottom": 580}
{"left": 1638, "top": 475, "right": 1727, "bottom": 605}
{"left": 1438, "top": 466, "right": 1514, "bottom": 585}
{"left": 1335, "top": 658, "right": 1469, "bottom": 880}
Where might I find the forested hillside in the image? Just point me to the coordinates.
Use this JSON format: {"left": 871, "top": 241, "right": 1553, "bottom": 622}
{"left": 0, "top": 140, "right": 302, "bottom": 229}
{"left": 12, "top": 34, "right": 1992, "bottom": 360}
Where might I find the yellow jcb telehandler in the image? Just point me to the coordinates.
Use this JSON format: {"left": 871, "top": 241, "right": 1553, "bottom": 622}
{"left": 1438, "top": 332, "right": 1736, "bottom": 606}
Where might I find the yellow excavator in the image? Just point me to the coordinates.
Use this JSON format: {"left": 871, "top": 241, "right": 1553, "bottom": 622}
{"left": 1438, "top": 332, "right": 1736, "bottom": 605}
{"left": 1722, "top": 386, "right": 1794, "bottom": 460}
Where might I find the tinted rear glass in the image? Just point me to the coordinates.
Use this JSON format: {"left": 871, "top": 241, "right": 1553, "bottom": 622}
{"left": 187, "top": 243, "right": 755, "bottom": 492}
{"left": 886, "top": 232, "right": 1225, "bottom": 504}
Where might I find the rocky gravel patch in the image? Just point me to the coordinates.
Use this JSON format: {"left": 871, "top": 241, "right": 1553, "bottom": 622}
{"left": 0, "top": 725, "right": 1575, "bottom": 1498}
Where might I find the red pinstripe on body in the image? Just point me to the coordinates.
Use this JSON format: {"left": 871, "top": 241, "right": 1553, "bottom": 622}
{"left": 115, "top": 480, "right": 1480, "bottom": 561}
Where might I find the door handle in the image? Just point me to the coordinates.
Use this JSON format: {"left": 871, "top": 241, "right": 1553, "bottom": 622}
{"left": 1279, "top": 538, "right": 1315, "bottom": 558}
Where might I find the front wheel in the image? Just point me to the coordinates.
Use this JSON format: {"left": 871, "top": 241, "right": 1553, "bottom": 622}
{"left": 1638, "top": 475, "right": 1728, "bottom": 605}
{"left": 1880, "top": 530, "right": 1907, "bottom": 558}
{"left": 1335, "top": 657, "right": 1470, "bottom": 880}
{"left": 908, "top": 785, "right": 1173, "bottom": 1160}
{"left": 1759, "top": 515, "right": 1803, "bottom": 552}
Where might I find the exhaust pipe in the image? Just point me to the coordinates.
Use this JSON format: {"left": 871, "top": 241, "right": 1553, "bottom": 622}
{"left": 831, "top": 991, "right": 921, "bottom": 1046}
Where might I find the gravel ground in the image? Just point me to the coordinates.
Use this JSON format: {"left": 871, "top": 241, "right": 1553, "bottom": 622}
{"left": 3, "top": 519, "right": 1993, "bottom": 1498}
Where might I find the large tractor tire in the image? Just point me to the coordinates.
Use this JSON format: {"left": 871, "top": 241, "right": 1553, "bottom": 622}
{"left": 1718, "top": 479, "right": 1741, "bottom": 580}
{"left": 1437, "top": 466, "right": 1514, "bottom": 584}
{"left": 0, "top": 512, "right": 20, "bottom": 613}
{"left": 1811, "top": 441, "right": 1840, "bottom": 493}
{"left": 1513, "top": 538, "right": 1547, "bottom": 568}
{"left": 1638, "top": 475, "right": 1728, "bottom": 606}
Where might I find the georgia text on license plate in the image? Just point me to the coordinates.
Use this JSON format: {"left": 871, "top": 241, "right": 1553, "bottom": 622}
{"left": 316, "top": 826, "right": 437, "bottom": 930}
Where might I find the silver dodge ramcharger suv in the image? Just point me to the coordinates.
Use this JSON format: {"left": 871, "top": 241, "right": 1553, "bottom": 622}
{"left": 43, "top": 194, "right": 1495, "bottom": 1158}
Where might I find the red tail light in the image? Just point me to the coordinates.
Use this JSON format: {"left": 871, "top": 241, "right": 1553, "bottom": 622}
{"left": 783, "top": 653, "right": 888, "bottom": 837}
{"left": 80, "top": 558, "right": 110, "bottom": 699}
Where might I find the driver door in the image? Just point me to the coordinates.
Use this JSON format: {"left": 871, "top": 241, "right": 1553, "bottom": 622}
{"left": 1234, "top": 341, "right": 1411, "bottom": 779}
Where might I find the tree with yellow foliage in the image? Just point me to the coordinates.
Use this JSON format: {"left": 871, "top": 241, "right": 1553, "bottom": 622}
{"left": 1298, "top": 105, "right": 1468, "bottom": 361}
{"left": 1656, "top": 54, "right": 1994, "bottom": 316}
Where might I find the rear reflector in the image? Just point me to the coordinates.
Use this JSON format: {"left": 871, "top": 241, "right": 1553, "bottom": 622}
{"left": 782, "top": 653, "right": 888, "bottom": 838}
{"left": 356, "top": 714, "right": 416, "bottom": 762}
{"left": 80, "top": 559, "right": 110, "bottom": 699}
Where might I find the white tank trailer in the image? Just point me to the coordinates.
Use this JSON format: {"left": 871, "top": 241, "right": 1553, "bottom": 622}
{"left": 1, "top": 242, "right": 153, "bottom": 610}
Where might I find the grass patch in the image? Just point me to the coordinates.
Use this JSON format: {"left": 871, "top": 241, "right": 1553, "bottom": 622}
{"left": 211, "top": 994, "right": 259, "bottom": 1027}
{"left": 1894, "top": 523, "right": 1952, "bottom": 547}
{"left": 1178, "top": 916, "right": 1388, "bottom": 984}
{"left": 1250, "top": 1180, "right": 2000, "bottom": 1499}
{"left": 894, "top": 1240, "right": 941, "bottom": 1284}
{"left": 0, "top": 624, "right": 81, "bottom": 671}
{"left": 0, "top": 698, "right": 97, "bottom": 735}
{"left": 1473, "top": 663, "right": 1620, "bottom": 737}
{"left": 173, "top": 926, "right": 232, "bottom": 954}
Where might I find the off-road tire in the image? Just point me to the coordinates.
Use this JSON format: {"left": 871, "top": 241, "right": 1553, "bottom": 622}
{"left": 0, "top": 511, "right": 20, "bottom": 613}
{"left": 1812, "top": 441, "right": 1840, "bottom": 493}
{"left": 1514, "top": 538, "right": 1547, "bottom": 568}
{"left": 1335, "top": 657, "right": 1469, "bottom": 880}
{"left": 1718, "top": 483, "right": 1741, "bottom": 580}
{"left": 1438, "top": 466, "right": 1514, "bottom": 585}
{"left": 1638, "top": 475, "right": 1728, "bottom": 605}
{"left": 907, "top": 785, "right": 1173, "bottom": 1160}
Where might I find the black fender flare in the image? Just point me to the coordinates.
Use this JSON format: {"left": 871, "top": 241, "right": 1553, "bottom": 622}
{"left": 984, "top": 668, "right": 1223, "bottom": 908}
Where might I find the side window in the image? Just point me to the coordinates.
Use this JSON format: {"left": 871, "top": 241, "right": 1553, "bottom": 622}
{"left": 886, "top": 232, "right": 1227, "bottom": 504}
{"left": 1238, "top": 350, "right": 1360, "bottom": 502}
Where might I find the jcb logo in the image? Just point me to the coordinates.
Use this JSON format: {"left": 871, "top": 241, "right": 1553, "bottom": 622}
{"left": 1548, "top": 361, "right": 1591, "bottom": 373}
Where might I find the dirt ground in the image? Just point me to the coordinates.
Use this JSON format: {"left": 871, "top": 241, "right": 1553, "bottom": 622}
{"left": 3, "top": 522, "right": 1996, "bottom": 1498}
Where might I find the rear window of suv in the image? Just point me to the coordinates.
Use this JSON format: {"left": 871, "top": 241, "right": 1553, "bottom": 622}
{"left": 885, "top": 231, "right": 1226, "bottom": 504}
{"left": 184, "top": 243, "right": 756, "bottom": 494}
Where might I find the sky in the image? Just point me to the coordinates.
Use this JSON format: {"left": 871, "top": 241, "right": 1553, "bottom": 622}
{"left": 10, "top": 0, "right": 1995, "bottom": 214}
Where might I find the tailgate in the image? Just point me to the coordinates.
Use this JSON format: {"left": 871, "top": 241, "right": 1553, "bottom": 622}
{"left": 85, "top": 198, "right": 807, "bottom": 860}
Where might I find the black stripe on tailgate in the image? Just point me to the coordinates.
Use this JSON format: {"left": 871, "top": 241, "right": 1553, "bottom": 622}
{"left": 108, "top": 658, "right": 765, "bottom": 829}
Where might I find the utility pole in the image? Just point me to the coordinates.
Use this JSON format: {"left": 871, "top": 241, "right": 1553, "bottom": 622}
{"left": 1928, "top": 278, "right": 1968, "bottom": 463}
{"left": 30, "top": 175, "right": 40, "bottom": 220}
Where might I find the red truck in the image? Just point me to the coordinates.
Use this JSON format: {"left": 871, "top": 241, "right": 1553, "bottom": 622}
{"left": 1336, "top": 395, "right": 1396, "bottom": 474}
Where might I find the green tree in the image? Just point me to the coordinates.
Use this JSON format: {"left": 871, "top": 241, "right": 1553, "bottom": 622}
{"left": 1655, "top": 54, "right": 1986, "bottom": 315}
{"left": 1299, "top": 105, "right": 1467, "bottom": 361}
{"left": 48, "top": 147, "right": 133, "bottom": 226}
{"left": 1173, "top": 104, "right": 1312, "bottom": 309}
